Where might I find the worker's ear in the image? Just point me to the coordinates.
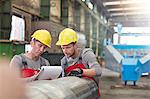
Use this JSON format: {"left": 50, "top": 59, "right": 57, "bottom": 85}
{"left": 73, "top": 43, "right": 78, "bottom": 48}
{"left": 30, "top": 38, "right": 36, "bottom": 47}
{"left": 30, "top": 40, "right": 35, "bottom": 47}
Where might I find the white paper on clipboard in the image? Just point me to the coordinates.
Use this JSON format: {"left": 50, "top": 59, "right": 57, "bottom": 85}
{"left": 37, "top": 66, "right": 62, "bottom": 80}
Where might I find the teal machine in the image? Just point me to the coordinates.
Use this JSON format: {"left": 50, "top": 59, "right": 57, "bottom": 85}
{"left": 105, "top": 45, "right": 150, "bottom": 86}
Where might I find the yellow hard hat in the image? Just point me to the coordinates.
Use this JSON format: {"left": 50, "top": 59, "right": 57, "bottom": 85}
{"left": 31, "top": 29, "right": 52, "bottom": 47}
{"left": 56, "top": 28, "right": 78, "bottom": 46}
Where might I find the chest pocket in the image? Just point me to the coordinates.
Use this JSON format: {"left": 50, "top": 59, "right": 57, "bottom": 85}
{"left": 20, "top": 54, "right": 46, "bottom": 69}
{"left": 20, "top": 55, "right": 46, "bottom": 78}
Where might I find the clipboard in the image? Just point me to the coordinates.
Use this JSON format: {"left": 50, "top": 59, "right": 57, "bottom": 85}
{"left": 37, "top": 66, "right": 63, "bottom": 80}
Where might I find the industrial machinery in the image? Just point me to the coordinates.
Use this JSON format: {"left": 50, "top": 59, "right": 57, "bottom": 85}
{"left": 105, "top": 45, "right": 150, "bottom": 85}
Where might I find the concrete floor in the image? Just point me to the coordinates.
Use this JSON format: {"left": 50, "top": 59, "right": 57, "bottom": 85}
{"left": 100, "top": 68, "right": 150, "bottom": 99}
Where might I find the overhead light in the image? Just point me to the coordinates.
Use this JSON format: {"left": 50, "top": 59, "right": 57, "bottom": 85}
{"left": 87, "top": 2, "right": 93, "bottom": 10}
{"left": 101, "top": 15, "right": 103, "bottom": 19}
{"left": 104, "top": 19, "right": 107, "bottom": 24}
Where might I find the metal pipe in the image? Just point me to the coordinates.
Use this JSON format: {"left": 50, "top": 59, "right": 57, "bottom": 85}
{"left": 26, "top": 77, "right": 98, "bottom": 99}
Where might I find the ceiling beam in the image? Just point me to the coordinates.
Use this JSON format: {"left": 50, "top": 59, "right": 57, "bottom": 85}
{"left": 103, "top": 0, "right": 148, "bottom": 6}
{"left": 107, "top": 6, "right": 150, "bottom": 12}
{"left": 109, "top": 10, "right": 150, "bottom": 15}
{"left": 112, "top": 21, "right": 150, "bottom": 27}
{"left": 110, "top": 11, "right": 150, "bottom": 16}
{"left": 112, "top": 15, "right": 150, "bottom": 20}
{"left": 102, "top": 0, "right": 121, "bottom": 2}
{"left": 94, "top": 0, "right": 110, "bottom": 17}
{"left": 100, "top": 0, "right": 150, "bottom": 27}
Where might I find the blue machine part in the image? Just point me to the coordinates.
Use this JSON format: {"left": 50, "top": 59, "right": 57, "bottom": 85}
{"left": 142, "top": 61, "right": 150, "bottom": 73}
{"left": 113, "top": 45, "right": 150, "bottom": 50}
{"left": 104, "top": 45, "right": 150, "bottom": 85}
{"left": 139, "top": 53, "right": 150, "bottom": 73}
{"left": 121, "top": 58, "right": 141, "bottom": 82}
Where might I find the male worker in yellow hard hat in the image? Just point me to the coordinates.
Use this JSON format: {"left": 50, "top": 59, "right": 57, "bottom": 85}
{"left": 10, "top": 29, "right": 52, "bottom": 81}
{"left": 56, "top": 28, "right": 101, "bottom": 98}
